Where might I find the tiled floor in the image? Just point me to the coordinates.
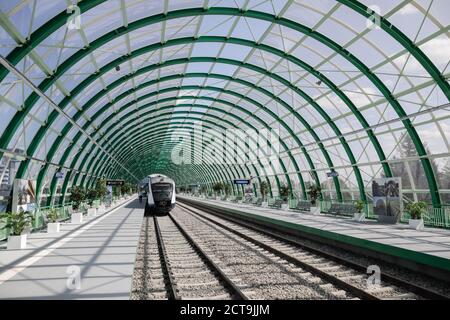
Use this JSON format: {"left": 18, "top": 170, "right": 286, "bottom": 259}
{"left": 0, "top": 198, "right": 142, "bottom": 299}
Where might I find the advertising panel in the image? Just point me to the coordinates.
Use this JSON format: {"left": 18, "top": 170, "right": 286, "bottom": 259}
{"left": 372, "top": 177, "right": 402, "bottom": 223}
{"left": 12, "top": 179, "right": 37, "bottom": 213}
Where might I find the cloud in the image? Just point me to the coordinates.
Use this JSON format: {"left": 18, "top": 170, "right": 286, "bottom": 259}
{"left": 420, "top": 37, "right": 450, "bottom": 66}
{"left": 397, "top": 4, "right": 418, "bottom": 15}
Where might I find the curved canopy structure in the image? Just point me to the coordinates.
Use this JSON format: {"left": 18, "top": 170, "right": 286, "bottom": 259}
{"left": 0, "top": 0, "right": 449, "bottom": 209}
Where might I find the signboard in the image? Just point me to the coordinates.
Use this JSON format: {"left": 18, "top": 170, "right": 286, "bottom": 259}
{"left": 106, "top": 180, "right": 124, "bottom": 186}
{"left": 234, "top": 179, "right": 250, "bottom": 185}
{"left": 12, "top": 179, "right": 37, "bottom": 213}
{"left": 372, "top": 177, "right": 402, "bottom": 224}
{"left": 326, "top": 171, "right": 339, "bottom": 178}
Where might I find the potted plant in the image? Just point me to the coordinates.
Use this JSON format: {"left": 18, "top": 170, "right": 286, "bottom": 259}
{"left": 0, "top": 211, "right": 34, "bottom": 250}
{"left": 70, "top": 185, "right": 85, "bottom": 224}
{"left": 260, "top": 181, "right": 269, "bottom": 207}
{"left": 70, "top": 186, "right": 86, "bottom": 211}
{"left": 223, "top": 184, "right": 231, "bottom": 201}
{"left": 353, "top": 200, "right": 365, "bottom": 221}
{"left": 46, "top": 208, "right": 60, "bottom": 233}
{"left": 405, "top": 201, "right": 427, "bottom": 230}
{"left": 307, "top": 185, "right": 322, "bottom": 214}
{"left": 212, "top": 182, "right": 224, "bottom": 199}
{"left": 200, "top": 185, "right": 207, "bottom": 198}
{"left": 279, "top": 184, "right": 290, "bottom": 210}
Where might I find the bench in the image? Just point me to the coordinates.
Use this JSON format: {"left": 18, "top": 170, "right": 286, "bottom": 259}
{"left": 243, "top": 196, "right": 253, "bottom": 204}
{"left": 252, "top": 197, "right": 263, "bottom": 206}
{"left": 269, "top": 199, "right": 283, "bottom": 209}
{"left": 327, "top": 203, "right": 357, "bottom": 217}
{"left": 291, "top": 200, "right": 311, "bottom": 212}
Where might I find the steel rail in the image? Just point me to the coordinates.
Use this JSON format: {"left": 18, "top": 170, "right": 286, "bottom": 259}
{"left": 152, "top": 216, "right": 180, "bottom": 300}
{"left": 168, "top": 213, "right": 249, "bottom": 300}
{"left": 177, "top": 199, "right": 449, "bottom": 300}
{"left": 176, "top": 202, "right": 380, "bottom": 300}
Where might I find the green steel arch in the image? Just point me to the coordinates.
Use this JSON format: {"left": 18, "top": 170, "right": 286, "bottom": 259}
{"left": 81, "top": 112, "right": 288, "bottom": 196}
{"left": 0, "top": 2, "right": 447, "bottom": 208}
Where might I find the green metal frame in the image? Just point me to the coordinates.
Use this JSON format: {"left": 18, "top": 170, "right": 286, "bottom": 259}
{"left": 0, "top": 3, "right": 446, "bottom": 207}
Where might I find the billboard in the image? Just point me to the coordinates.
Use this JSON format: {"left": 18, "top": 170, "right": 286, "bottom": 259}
{"left": 372, "top": 177, "right": 402, "bottom": 223}
{"left": 12, "top": 179, "right": 37, "bottom": 213}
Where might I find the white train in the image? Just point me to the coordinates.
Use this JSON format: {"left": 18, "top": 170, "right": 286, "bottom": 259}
{"left": 141, "top": 174, "right": 176, "bottom": 215}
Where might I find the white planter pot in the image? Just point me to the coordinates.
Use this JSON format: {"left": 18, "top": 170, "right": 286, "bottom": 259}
{"left": 47, "top": 222, "right": 60, "bottom": 233}
{"left": 71, "top": 212, "right": 83, "bottom": 224}
{"left": 310, "top": 206, "right": 321, "bottom": 215}
{"left": 7, "top": 234, "right": 27, "bottom": 250}
{"left": 353, "top": 212, "right": 365, "bottom": 222}
{"left": 87, "top": 208, "right": 96, "bottom": 217}
{"left": 281, "top": 203, "right": 289, "bottom": 210}
{"left": 97, "top": 204, "right": 106, "bottom": 214}
{"left": 409, "top": 218, "right": 424, "bottom": 231}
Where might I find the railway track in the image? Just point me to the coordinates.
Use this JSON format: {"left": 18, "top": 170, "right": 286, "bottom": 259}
{"left": 171, "top": 206, "right": 357, "bottom": 299}
{"left": 131, "top": 214, "right": 247, "bottom": 300}
{"left": 175, "top": 200, "right": 449, "bottom": 300}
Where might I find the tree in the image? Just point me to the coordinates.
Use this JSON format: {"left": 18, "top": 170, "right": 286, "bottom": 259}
{"left": 212, "top": 182, "right": 224, "bottom": 195}
{"left": 440, "top": 159, "right": 450, "bottom": 203}
{"left": 224, "top": 183, "right": 232, "bottom": 196}
{"left": 307, "top": 184, "right": 322, "bottom": 206}
{"left": 113, "top": 185, "right": 122, "bottom": 198}
{"left": 121, "top": 182, "right": 133, "bottom": 195}
{"left": 70, "top": 186, "right": 86, "bottom": 210}
{"left": 386, "top": 135, "right": 440, "bottom": 194}
{"left": 279, "top": 184, "right": 290, "bottom": 201}
{"left": 94, "top": 179, "right": 108, "bottom": 200}
{"left": 260, "top": 181, "right": 269, "bottom": 201}
{"left": 200, "top": 185, "right": 208, "bottom": 195}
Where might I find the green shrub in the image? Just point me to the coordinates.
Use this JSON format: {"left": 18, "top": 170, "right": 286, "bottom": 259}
{"left": 212, "top": 182, "right": 224, "bottom": 194}
{"left": 405, "top": 201, "right": 427, "bottom": 219}
{"left": 0, "top": 211, "right": 34, "bottom": 236}
{"left": 279, "top": 184, "right": 290, "bottom": 201}
{"left": 46, "top": 208, "right": 59, "bottom": 223}
{"left": 354, "top": 200, "right": 365, "bottom": 213}
{"left": 307, "top": 185, "right": 321, "bottom": 206}
{"left": 260, "top": 181, "right": 269, "bottom": 200}
{"left": 70, "top": 186, "right": 86, "bottom": 210}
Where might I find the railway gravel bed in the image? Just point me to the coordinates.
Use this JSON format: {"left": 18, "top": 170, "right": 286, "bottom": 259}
{"left": 171, "top": 207, "right": 355, "bottom": 300}
{"left": 131, "top": 201, "right": 448, "bottom": 300}
{"left": 176, "top": 202, "right": 439, "bottom": 300}
{"left": 131, "top": 215, "right": 239, "bottom": 300}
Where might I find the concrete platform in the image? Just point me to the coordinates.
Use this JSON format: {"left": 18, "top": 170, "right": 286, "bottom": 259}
{"left": 0, "top": 197, "right": 143, "bottom": 299}
{"left": 178, "top": 196, "right": 450, "bottom": 282}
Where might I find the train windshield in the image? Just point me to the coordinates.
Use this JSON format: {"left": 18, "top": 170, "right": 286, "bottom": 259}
{"left": 152, "top": 183, "right": 172, "bottom": 201}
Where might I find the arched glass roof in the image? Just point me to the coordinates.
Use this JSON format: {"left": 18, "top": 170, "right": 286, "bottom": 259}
{"left": 0, "top": 0, "right": 449, "bottom": 208}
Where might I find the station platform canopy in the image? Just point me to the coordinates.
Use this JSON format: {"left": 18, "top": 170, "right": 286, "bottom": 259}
{"left": 0, "top": 0, "right": 449, "bottom": 209}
